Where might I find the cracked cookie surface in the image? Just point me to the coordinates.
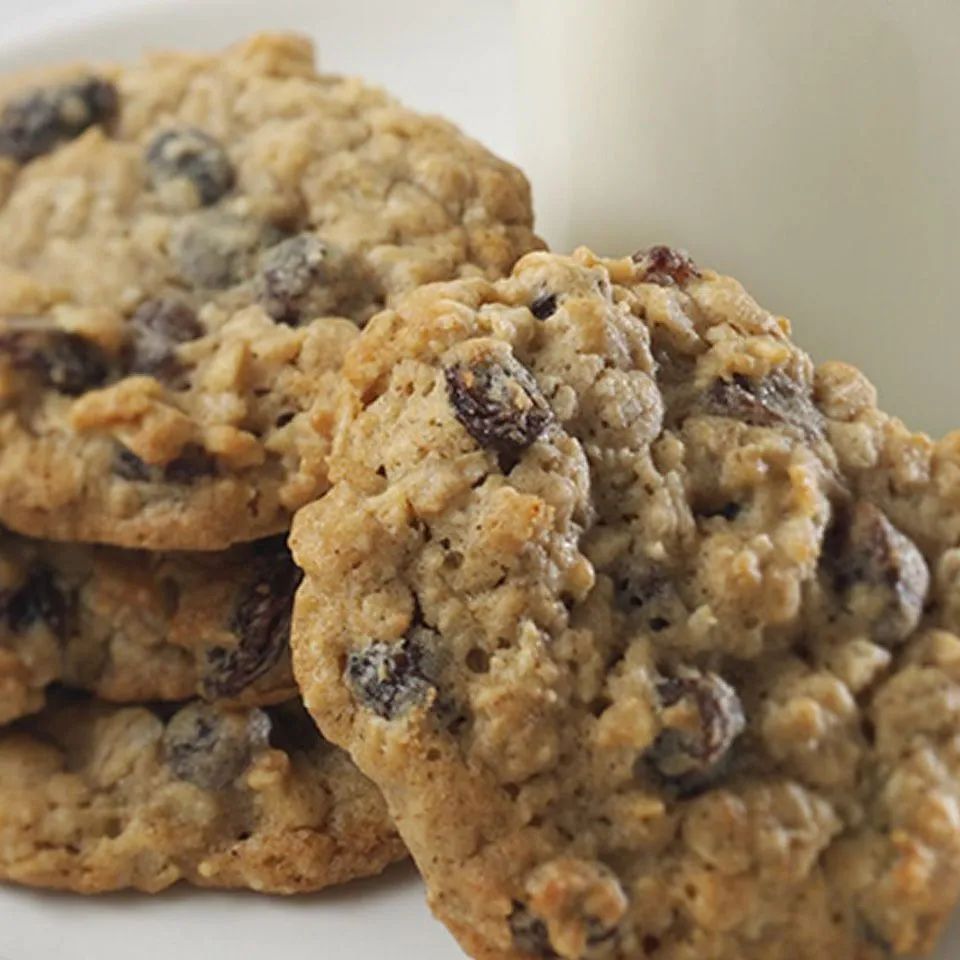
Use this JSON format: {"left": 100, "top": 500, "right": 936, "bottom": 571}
{"left": 0, "top": 695, "right": 404, "bottom": 893}
{"left": 0, "top": 32, "right": 539, "bottom": 549}
{"left": 291, "top": 247, "right": 960, "bottom": 958}
{"left": 0, "top": 526, "right": 300, "bottom": 725}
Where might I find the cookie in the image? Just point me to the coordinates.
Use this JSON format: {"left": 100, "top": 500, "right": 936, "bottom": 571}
{"left": 0, "top": 694, "right": 404, "bottom": 893}
{"left": 291, "top": 247, "right": 960, "bottom": 958}
{"left": 0, "top": 526, "right": 301, "bottom": 725}
{"left": 0, "top": 32, "right": 539, "bottom": 550}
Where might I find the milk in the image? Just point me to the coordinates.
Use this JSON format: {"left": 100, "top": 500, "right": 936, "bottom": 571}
{"left": 516, "top": 0, "right": 960, "bottom": 435}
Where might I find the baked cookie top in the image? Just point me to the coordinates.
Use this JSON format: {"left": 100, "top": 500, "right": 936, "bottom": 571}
{"left": 291, "top": 247, "right": 960, "bottom": 958}
{"left": 0, "top": 33, "right": 539, "bottom": 549}
{"left": 0, "top": 527, "right": 300, "bottom": 725}
{"left": 0, "top": 694, "right": 404, "bottom": 893}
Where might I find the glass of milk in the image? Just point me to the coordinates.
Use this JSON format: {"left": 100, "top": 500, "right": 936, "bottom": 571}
{"left": 515, "top": 0, "right": 960, "bottom": 435}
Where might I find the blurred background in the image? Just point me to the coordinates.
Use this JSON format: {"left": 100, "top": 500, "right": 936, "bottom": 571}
{"left": 1, "top": 0, "right": 958, "bottom": 438}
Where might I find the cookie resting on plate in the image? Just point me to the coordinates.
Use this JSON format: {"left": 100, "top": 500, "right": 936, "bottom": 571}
{"left": 291, "top": 246, "right": 960, "bottom": 958}
{"left": 0, "top": 527, "right": 300, "bottom": 725}
{"left": 0, "top": 32, "right": 540, "bottom": 550}
{"left": 0, "top": 695, "right": 404, "bottom": 893}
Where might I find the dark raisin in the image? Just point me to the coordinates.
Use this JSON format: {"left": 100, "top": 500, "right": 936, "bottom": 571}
{"left": 6, "top": 568, "right": 69, "bottom": 638}
{"left": 163, "top": 445, "right": 218, "bottom": 484}
{"left": 163, "top": 702, "right": 270, "bottom": 790}
{"left": 256, "top": 233, "right": 327, "bottom": 325}
{"left": 346, "top": 629, "right": 438, "bottom": 720}
{"left": 169, "top": 211, "right": 276, "bottom": 289}
{"left": 43, "top": 331, "right": 110, "bottom": 394}
{"left": 0, "top": 328, "right": 110, "bottom": 395}
{"left": 0, "top": 76, "right": 117, "bottom": 162}
{"left": 645, "top": 670, "right": 745, "bottom": 796}
{"left": 145, "top": 127, "right": 234, "bottom": 206}
{"left": 265, "top": 700, "right": 323, "bottom": 756}
{"left": 529, "top": 293, "right": 558, "bottom": 321}
{"left": 203, "top": 542, "right": 303, "bottom": 699}
{"left": 509, "top": 903, "right": 558, "bottom": 958}
{"left": 126, "top": 298, "right": 202, "bottom": 382}
{"left": 824, "top": 501, "right": 929, "bottom": 646}
{"left": 696, "top": 501, "right": 742, "bottom": 522}
{"left": 859, "top": 916, "right": 894, "bottom": 956}
{"left": 701, "top": 370, "right": 823, "bottom": 439}
{"left": 632, "top": 245, "right": 700, "bottom": 287}
{"left": 112, "top": 443, "right": 216, "bottom": 484}
{"left": 112, "top": 445, "right": 152, "bottom": 481}
{"left": 445, "top": 353, "right": 552, "bottom": 470}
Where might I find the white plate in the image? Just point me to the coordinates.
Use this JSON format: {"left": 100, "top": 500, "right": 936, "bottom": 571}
{"left": 0, "top": 2, "right": 957, "bottom": 958}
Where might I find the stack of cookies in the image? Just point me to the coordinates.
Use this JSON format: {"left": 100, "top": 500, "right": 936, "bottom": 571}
{"left": 0, "top": 33, "right": 538, "bottom": 894}
{"left": 2, "top": 31, "right": 960, "bottom": 960}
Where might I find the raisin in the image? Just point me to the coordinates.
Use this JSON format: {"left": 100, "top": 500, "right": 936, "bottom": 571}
{"left": 163, "top": 445, "right": 218, "bottom": 483}
{"left": 825, "top": 501, "right": 929, "bottom": 646}
{"left": 6, "top": 568, "right": 69, "bottom": 638}
{"left": 632, "top": 245, "right": 700, "bottom": 287}
{"left": 529, "top": 293, "right": 558, "bottom": 321}
{"left": 702, "top": 370, "right": 823, "bottom": 439}
{"left": 126, "top": 298, "right": 202, "bottom": 383}
{"left": 346, "top": 630, "right": 438, "bottom": 720}
{"left": 169, "top": 211, "right": 276, "bottom": 289}
{"left": 112, "top": 443, "right": 217, "bottom": 484}
{"left": 445, "top": 353, "right": 552, "bottom": 470}
{"left": 509, "top": 904, "right": 558, "bottom": 959}
{"left": 256, "top": 233, "right": 328, "bottom": 325}
{"left": 0, "top": 76, "right": 117, "bottom": 162}
{"left": 695, "top": 501, "right": 742, "bottom": 522}
{"left": 44, "top": 332, "right": 110, "bottom": 394}
{"left": 645, "top": 670, "right": 745, "bottom": 796}
{"left": 145, "top": 127, "right": 234, "bottom": 206}
{"left": 0, "top": 328, "right": 110, "bottom": 395}
{"left": 163, "top": 702, "right": 270, "bottom": 790}
{"left": 112, "top": 445, "right": 152, "bottom": 481}
{"left": 859, "top": 916, "right": 894, "bottom": 956}
{"left": 203, "top": 541, "right": 303, "bottom": 699}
